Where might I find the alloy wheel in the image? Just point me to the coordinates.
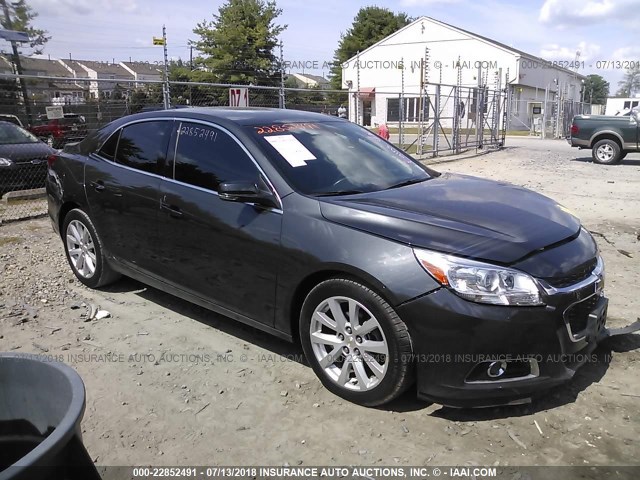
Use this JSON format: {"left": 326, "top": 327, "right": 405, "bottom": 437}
{"left": 596, "top": 144, "right": 614, "bottom": 162}
{"left": 309, "top": 296, "right": 389, "bottom": 391}
{"left": 66, "top": 220, "right": 97, "bottom": 278}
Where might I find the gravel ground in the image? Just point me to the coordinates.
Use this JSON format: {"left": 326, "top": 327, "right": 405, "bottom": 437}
{"left": 0, "top": 138, "right": 638, "bottom": 470}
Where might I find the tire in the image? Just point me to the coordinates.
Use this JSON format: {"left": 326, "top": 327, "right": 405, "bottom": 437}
{"left": 592, "top": 139, "right": 622, "bottom": 165}
{"left": 62, "top": 209, "right": 120, "bottom": 288}
{"left": 299, "top": 278, "right": 414, "bottom": 406}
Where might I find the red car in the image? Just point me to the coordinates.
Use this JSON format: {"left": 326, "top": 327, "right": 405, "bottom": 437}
{"left": 29, "top": 113, "right": 88, "bottom": 149}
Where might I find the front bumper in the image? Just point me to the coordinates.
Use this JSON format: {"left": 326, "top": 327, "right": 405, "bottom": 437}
{"left": 397, "top": 279, "right": 607, "bottom": 408}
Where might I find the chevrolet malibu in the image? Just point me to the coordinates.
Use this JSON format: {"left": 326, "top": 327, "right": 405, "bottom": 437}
{"left": 47, "top": 108, "right": 608, "bottom": 407}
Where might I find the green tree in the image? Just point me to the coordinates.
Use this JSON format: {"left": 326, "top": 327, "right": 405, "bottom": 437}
{"left": 616, "top": 64, "right": 640, "bottom": 98}
{"left": 0, "top": 0, "right": 50, "bottom": 55}
{"left": 582, "top": 74, "right": 609, "bottom": 104}
{"left": 329, "top": 7, "right": 411, "bottom": 90}
{"left": 191, "top": 0, "right": 286, "bottom": 86}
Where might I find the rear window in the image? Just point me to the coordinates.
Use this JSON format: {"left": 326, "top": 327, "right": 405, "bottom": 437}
{"left": 0, "top": 122, "right": 40, "bottom": 144}
{"left": 114, "top": 121, "right": 172, "bottom": 174}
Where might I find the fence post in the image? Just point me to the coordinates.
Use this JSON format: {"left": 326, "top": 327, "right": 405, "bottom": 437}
{"left": 162, "top": 25, "right": 171, "bottom": 109}
{"left": 279, "top": 41, "right": 285, "bottom": 109}
{"left": 433, "top": 84, "right": 440, "bottom": 157}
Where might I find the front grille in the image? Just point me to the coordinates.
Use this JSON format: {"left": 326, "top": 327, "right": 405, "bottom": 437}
{"left": 564, "top": 294, "right": 599, "bottom": 335}
{"left": 545, "top": 258, "right": 597, "bottom": 288}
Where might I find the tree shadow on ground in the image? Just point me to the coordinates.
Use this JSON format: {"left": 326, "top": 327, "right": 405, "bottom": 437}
{"left": 98, "top": 278, "right": 639, "bottom": 416}
{"left": 99, "top": 276, "right": 306, "bottom": 364}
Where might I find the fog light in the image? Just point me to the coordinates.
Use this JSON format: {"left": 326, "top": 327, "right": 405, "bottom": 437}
{"left": 487, "top": 361, "right": 507, "bottom": 378}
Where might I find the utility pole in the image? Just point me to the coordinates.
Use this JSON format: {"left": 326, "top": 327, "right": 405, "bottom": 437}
{"left": 162, "top": 24, "right": 170, "bottom": 109}
{"left": 1, "top": 0, "right": 32, "bottom": 124}
{"left": 189, "top": 45, "right": 193, "bottom": 70}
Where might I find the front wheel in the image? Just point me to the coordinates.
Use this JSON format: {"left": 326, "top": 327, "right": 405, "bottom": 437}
{"left": 592, "top": 139, "right": 622, "bottom": 165}
{"left": 62, "top": 209, "right": 120, "bottom": 288}
{"left": 299, "top": 278, "right": 414, "bottom": 406}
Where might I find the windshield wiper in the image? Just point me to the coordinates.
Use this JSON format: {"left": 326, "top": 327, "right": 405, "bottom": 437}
{"left": 313, "top": 190, "right": 366, "bottom": 197}
{"left": 384, "top": 178, "right": 427, "bottom": 190}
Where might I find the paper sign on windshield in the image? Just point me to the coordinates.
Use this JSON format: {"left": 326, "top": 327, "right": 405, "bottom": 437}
{"left": 264, "top": 134, "right": 316, "bottom": 167}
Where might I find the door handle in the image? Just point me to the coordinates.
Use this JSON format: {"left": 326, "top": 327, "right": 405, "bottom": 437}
{"left": 90, "top": 180, "right": 105, "bottom": 192}
{"left": 160, "top": 201, "right": 183, "bottom": 218}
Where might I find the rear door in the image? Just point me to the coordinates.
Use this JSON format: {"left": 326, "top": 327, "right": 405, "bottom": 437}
{"left": 156, "top": 120, "right": 283, "bottom": 325}
{"left": 85, "top": 119, "right": 173, "bottom": 274}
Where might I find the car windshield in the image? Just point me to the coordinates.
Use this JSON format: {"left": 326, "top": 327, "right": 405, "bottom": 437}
{"left": 0, "top": 122, "right": 41, "bottom": 144}
{"left": 248, "top": 121, "right": 433, "bottom": 195}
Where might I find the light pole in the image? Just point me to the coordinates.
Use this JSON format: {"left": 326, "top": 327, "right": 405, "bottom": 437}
{"left": 0, "top": 0, "right": 32, "bottom": 124}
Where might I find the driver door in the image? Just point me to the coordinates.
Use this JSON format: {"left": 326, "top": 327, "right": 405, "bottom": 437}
{"left": 156, "top": 121, "right": 283, "bottom": 326}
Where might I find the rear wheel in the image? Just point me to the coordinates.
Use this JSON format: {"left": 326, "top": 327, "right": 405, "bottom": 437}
{"left": 300, "top": 278, "right": 414, "bottom": 406}
{"left": 592, "top": 139, "right": 622, "bottom": 165}
{"left": 62, "top": 209, "right": 120, "bottom": 288}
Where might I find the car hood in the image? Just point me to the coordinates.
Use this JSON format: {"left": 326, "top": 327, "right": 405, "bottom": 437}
{"left": 319, "top": 173, "right": 581, "bottom": 264}
{"left": 0, "top": 142, "right": 55, "bottom": 162}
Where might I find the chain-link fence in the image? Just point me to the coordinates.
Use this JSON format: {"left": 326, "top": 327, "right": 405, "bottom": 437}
{"left": 0, "top": 73, "right": 512, "bottom": 223}
{"left": 0, "top": 72, "right": 509, "bottom": 222}
{"left": 0, "top": 73, "right": 351, "bottom": 222}
{"left": 508, "top": 97, "right": 601, "bottom": 139}
{"left": 375, "top": 83, "right": 507, "bottom": 157}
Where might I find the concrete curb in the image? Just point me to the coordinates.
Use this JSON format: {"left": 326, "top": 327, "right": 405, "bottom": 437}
{"left": 1, "top": 188, "right": 46, "bottom": 204}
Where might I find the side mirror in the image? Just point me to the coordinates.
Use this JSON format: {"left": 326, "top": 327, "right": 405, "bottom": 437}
{"left": 218, "top": 180, "right": 279, "bottom": 209}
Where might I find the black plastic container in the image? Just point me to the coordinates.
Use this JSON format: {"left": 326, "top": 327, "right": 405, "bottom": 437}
{"left": 0, "top": 353, "right": 101, "bottom": 480}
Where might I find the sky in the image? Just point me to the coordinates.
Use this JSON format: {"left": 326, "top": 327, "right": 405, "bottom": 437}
{"left": 6, "top": 0, "right": 640, "bottom": 92}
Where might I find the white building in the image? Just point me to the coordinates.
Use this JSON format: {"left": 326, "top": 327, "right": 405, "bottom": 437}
{"left": 604, "top": 97, "right": 640, "bottom": 115}
{"left": 120, "top": 61, "right": 163, "bottom": 86}
{"left": 342, "top": 16, "right": 586, "bottom": 130}
{"left": 60, "top": 60, "right": 134, "bottom": 100}
{"left": 288, "top": 73, "right": 330, "bottom": 89}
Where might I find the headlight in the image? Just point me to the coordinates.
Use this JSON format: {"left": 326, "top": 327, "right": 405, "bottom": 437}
{"left": 413, "top": 249, "right": 543, "bottom": 306}
{"left": 0, "top": 157, "right": 13, "bottom": 167}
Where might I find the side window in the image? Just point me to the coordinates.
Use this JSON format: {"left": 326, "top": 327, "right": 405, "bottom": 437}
{"left": 173, "top": 122, "right": 259, "bottom": 191}
{"left": 98, "top": 130, "right": 120, "bottom": 160}
{"left": 115, "top": 121, "right": 172, "bottom": 174}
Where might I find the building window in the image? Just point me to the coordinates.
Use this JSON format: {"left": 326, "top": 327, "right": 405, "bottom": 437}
{"left": 387, "top": 98, "right": 400, "bottom": 122}
{"left": 386, "top": 97, "right": 427, "bottom": 123}
{"left": 513, "top": 88, "right": 521, "bottom": 115}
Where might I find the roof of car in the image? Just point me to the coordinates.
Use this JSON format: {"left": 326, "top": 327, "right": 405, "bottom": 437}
{"left": 129, "top": 107, "right": 343, "bottom": 126}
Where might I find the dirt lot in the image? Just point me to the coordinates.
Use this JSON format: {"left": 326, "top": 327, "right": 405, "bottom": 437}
{"left": 0, "top": 138, "right": 638, "bottom": 469}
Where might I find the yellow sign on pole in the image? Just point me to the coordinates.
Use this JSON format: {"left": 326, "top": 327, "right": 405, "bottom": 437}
{"left": 153, "top": 37, "right": 165, "bottom": 46}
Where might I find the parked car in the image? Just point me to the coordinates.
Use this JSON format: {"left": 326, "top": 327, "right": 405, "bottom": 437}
{"left": 0, "top": 121, "right": 56, "bottom": 196}
{"left": 30, "top": 113, "right": 88, "bottom": 149}
{"left": 0, "top": 114, "right": 24, "bottom": 127}
{"left": 568, "top": 107, "right": 639, "bottom": 164}
{"left": 48, "top": 108, "right": 608, "bottom": 407}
